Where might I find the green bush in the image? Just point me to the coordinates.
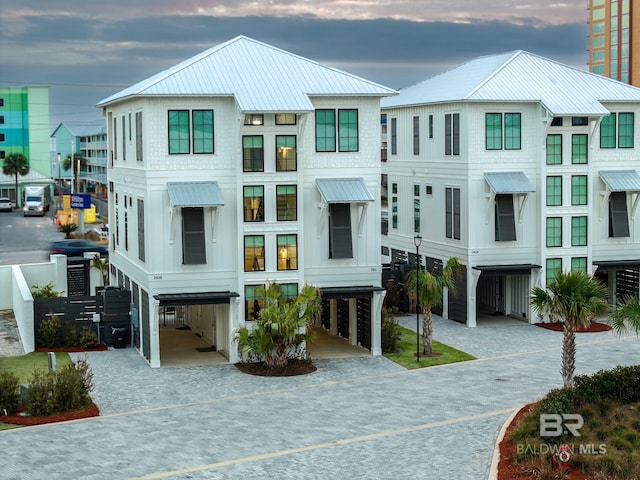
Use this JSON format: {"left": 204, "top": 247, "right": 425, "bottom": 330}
{"left": 37, "top": 314, "right": 60, "bottom": 348}
{"left": 537, "top": 387, "right": 576, "bottom": 416}
{"left": 53, "top": 356, "right": 94, "bottom": 412}
{"left": 31, "top": 282, "right": 63, "bottom": 298}
{"left": 574, "top": 365, "right": 640, "bottom": 405}
{"left": 62, "top": 319, "right": 79, "bottom": 347}
{"left": 381, "top": 307, "right": 402, "bottom": 353}
{"left": 25, "top": 370, "right": 56, "bottom": 417}
{"left": 79, "top": 327, "right": 99, "bottom": 349}
{"left": 0, "top": 371, "right": 20, "bottom": 415}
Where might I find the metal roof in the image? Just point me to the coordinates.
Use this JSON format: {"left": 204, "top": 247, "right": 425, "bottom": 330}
{"left": 167, "top": 182, "right": 224, "bottom": 207}
{"left": 484, "top": 172, "right": 535, "bottom": 194}
{"left": 97, "top": 36, "right": 397, "bottom": 111}
{"left": 382, "top": 50, "right": 640, "bottom": 116}
{"left": 599, "top": 170, "right": 640, "bottom": 192}
{"left": 154, "top": 291, "right": 239, "bottom": 306}
{"left": 316, "top": 178, "right": 375, "bottom": 203}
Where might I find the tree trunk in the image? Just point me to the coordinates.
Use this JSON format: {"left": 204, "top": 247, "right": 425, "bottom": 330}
{"left": 561, "top": 323, "right": 576, "bottom": 388}
{"left": 275, "top": 341, "right": 288, "bottom": 367}
{"left": 422, "top": 305, "right": 433, "bottom": 355}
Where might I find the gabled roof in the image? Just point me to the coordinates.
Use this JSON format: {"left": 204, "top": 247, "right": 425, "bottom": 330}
{"left": 97, "top": 36, "right": 397, "bottom": 112}
{"left": 51, "top": 121, "right": 106, "bottom": 138}
{"left": 382, "top": 51, "right": 640, "bottom": 116}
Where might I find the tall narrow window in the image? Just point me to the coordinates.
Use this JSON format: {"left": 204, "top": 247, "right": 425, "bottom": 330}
{"left": 546, "top": 176, "right": 562, "bottom": 206}
{"left": 243, "top": 135, "right": 264, "bottom": 172}
{"left": 571, "top": 216, "right": 588, "bottom": 246}
{"left": 495, "top": 194, "right": 516, "bottom": 241}
{"left": 391, "top": 118, "right": 397, "bottom": 155}
{"left": 609, "top": 191, "right": 630, "bottom": 237}
{"left": 329, "top": 203, "right": 353, "bottom": 259}
{"left": 486, "top": 113, "right": 502, "bottom": 150}
{"left": 413, "top": 116, "right": 420, "bottom": 155}
{"left": 546, "top": 217, "right": 562, "bottom": 247}
{"left": 546, "top": 134, "right": 562, "bottom": 165}
{"left": 414, "top": 184, "right": 420, "bottom": 233}
{"left": 182, "top": 208, "right": 206, "bottom": 264}
{"left": 338, "top": 109, "right": 358, "bottom": 152}
{"left": 600, "top": 114, "right": 616, "bottom": 148}
{"left": 316, "top": 110, "right": 336, "bottom": 152}
{"left": 276, "top": 135, "right": 296, "bottom": 171}
{"left": 445, "top": 187, "right": 461, "bottom": 240}
{"left": 244, "top": 236, "right": 265, "bottom": 271}
{"left": 277, "top": 234, "right": 298, "bottom": 270}
{"left": 546, "top": 258, "right": 562, "bottom": 285}
{"left": 192, "top": 110, "right": 214, "bottom": 154}
{"left": 135, "top": 112, "right": 143, "bottom": 162}
{"left": 618, "top": 112, "right": 634, "bottom": 148}
{"left": 572, "top": 134, "right": 588, "bottom": 164}
{"left": 571, "top": 175, "right": 587, "bottom": 205}
{"left": 504, "top": 113, "right": 521, "bottom": 149}
{"left": 168, "top": 110, "right": 190, "bottom": 154}
{"left": 113, "top": 117, "right": 117, "bottom": 159}
{"left": 122, "top": 116, "right": 126, "bottom": 161}
{"left": 276, "top": 185, "right": 297, "bottom": 221}
{"left": 243, "top": 186, "right": 264, "bottom": 222}
{"left": 445, "top": 113, "right": 460, "bottom": 156}
{"left": 124, "top": 211, "right": 128, "bottom": 251}
{"left": 428, "top": 115, "right": 433, "bottom": 139}
{"left": 137, "top": 198, "right": 145, "bottom": 262}
{"left": 391, "top": 183, "right": 398, "bottom": 229}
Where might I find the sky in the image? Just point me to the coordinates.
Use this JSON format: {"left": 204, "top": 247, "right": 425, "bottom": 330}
{"left": 0, "top": 0, "right": 591, "bottom": 130}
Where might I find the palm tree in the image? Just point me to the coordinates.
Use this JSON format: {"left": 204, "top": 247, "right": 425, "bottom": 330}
{"left": 62, "top": 153, "right": 87, "bottom": 191}
{"left": 2, "top": 153, "right": 30, "bottom": 207}
{"left": 610, "top": 295, "right": 640, "bottom": 336}
{"left": 530, "top": 270, "right": 609, "bottom": 388}
{"left": 405, "top": 257, "right": 462, "bottom": 356}
{"left": 91, "top": 254, "right": 109, "bottom": 287}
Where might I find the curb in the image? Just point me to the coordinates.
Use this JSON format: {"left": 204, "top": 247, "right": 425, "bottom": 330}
{"left": 488, "top": 406, "right": 521, "bottom": 480}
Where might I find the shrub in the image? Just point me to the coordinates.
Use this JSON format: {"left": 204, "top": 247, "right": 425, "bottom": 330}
{"left": 537, "top": 387, "right": 576, "bottom": 417}
{"left": 62, "top": 319, "right": 79, "bottom": 347}
{"left": 0, "top": 371, "right": 20, "bottom": 415}
{"left": 38, "top": 314, "right": 61, "bottom": 348}
{"left": 53, "top": 356, "right": 94, "bottom": 412}
{"left": 79, "top": 327, "right": 100, "bottom": 349}
{"left": 381, "top": 306, "right": 402, "bottom": 353}
{"left": 574, "top": 365, "right": 640, "bottom": 405}
{"left": 31, "top": 282, "right": 63, "bottom": 298}
{"left": 25, "top": 370, "right": 56, "bottom": 417}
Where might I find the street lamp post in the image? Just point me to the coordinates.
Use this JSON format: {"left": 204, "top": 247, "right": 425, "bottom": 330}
{"left": 414, "top": 234, "right": 422, "bottom": 362}
{"left": 57, "top": 153, "right": 61, "bottom": 209}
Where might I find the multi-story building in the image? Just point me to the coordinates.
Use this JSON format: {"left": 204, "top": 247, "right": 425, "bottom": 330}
{"left": 589, "top": 0, "right": 640, "bottom": 86}
{"left": 381, "top": 50, "right": 640, "bottom": 327}
{"left": 96, "top": 36, "right": 396, "bottom": 367}
{"left": 0, "top": 86, "right": 51, "bottom": 204}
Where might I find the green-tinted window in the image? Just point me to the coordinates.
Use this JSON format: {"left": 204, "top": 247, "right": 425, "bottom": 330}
{"left": 571, "top": 216, "right": 588, "bottom": 246}
{"left": 243, "top": 135, "right": 264, "bottom": 172}
{"left": 243, "top": 186, "right": 264, "bottom": 222}
{"left": 600, "top": 114, "right": 616, "bottom": 148}
{"left": 618, "top": 112, "right": 634, "bottom": 148}
{"left": 280, "top": 283, "right": 298, "bottom": 300}
{"left": 485, "top": 113, "right": 502, "bottom": 150}
{"left": 571, "top": 134, "right": 588, "bottom": 164}
{"left": 277, "top": 235, "right": 298, "bottom": 270}
{"left": 245, "top": 284, "right": 264, "bottom": 321}
{"left": 276, "top": 185, "right": 297, "bottom": 221}
{"left": 338, "top": 109, "right": 358, "bottom": 152}
{"left": 276, "top": 135, "right": 296, "bottom": 171}
{"left": 571, "top": 257, "right": 587, "bottom": 273}
{"left": 192, "top": 110, "right": 214, "bottom": 154}
{"left": 244, "top": 235, "right": 265, "bottom": 271}
{"left": 546, "top": 176, "right": 562, "bottom": 206}
{"left": 571, "top": 175, "right": 587, "bottom": 205}
{"left": 316, "top": 110, "right": 336, "bottom": 152}
{"left": 168, "top": 110, "right": 189, "bottom": 154}
{"left": 546, "top": 258, "right": 562, "bottom": 285}
{"left": 546, "top": 135, "right": 562, "bottom": 165}
{"left": 546, "top": 217, "right": 562, "bottom": 247}
{"left": 505, "top": 113, "right": 521, "bottom": 149}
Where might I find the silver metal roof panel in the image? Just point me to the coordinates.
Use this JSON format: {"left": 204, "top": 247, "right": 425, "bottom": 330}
{"left": 599, "top": 170, "right": 640, "bottom": 192}
{"left": 167, "top": 182, "right": 224, "bottom": 207}
{"left": 316, "top": 178, "right": 375, "bottom": 203}
{"left": 484, "top": 172, "right": 535, "bottom": 193}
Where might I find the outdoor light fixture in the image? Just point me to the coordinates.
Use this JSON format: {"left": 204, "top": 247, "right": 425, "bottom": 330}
{"left": 414, "top": 234, "right": 422, "bottom": 362}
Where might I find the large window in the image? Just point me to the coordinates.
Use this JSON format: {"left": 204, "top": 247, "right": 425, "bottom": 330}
{"left": 243, "top": 186, "right": 264, "bottom": 222}
{"left": 244, "top": 235, "right": 265, "bottom": 271}
{"left": 168, "top": 110, "right": 190, "bottom": 154}
{"left": 546, "top": 134, "right": 562, "bottom": 165}
{"left": 338, "top": 109, "right": 358, "bottom": 152}
{"left": 192, "top": 110, "right": 214, "bottom": 154}
{"left": 495, "top": 194, "right": 516, "bottom": 241}
{"left": 546, "top": 217, "right": 562, "bottom": 247}
{"left": 245, "top": 285, "right": 264, "bottom": 321}
{"left": 276, "top": 135, "right": 296, "bottom": 171}
{"left": 137, "top": 198, "right": 145, "bottom": 262}
{"left": 182, "top": 208, "right": 206, "bottom": 264}
{"left": 243, "top": 135, "right": 264, "bottom": 172}
{"left": 329, "top": 203, "right": 353, "bottom": 259}
{"left": 571, "top": 216, "right": 588, "bottom": 246}
{"left": 609, "top": 191, "right": 630, "bottom": 237}
{"left": 135, "top": 112, "right": 143, "bottom": 162}
{"left": 486, "top": 113, "right": 502, "bottom": 150}
{"left": 276, "top": 185, "right": 297, "bottom": 221}
{"left": 316, "top": 110, "right": 336, "bottom": 152}
{"left": 391, "top": 183, "right": 398, "bottom": 229}
{"left": 485, "top": 113, "right": 521, "bottom": 150}
{"left": 546, "top": 258, "right": 562, "bottom": 285}
{"left": 601, "top": 113, "right": 634, "bottom": 148}
{"left": 277, "top": 234, "right": 298, "bottom": 270}
{"left": 391, "top": 117, "right": 397, "bottom": 155}
{"left": 445, "top": 113, "right": 460, "bottom": 156}
{"left": 571, "top": 175, "right": 587, "bottom": 205}
{"left": 600, "top": 114, "right": 616, "bottom": 148}
{"left": 413, "top": 116, "right": 420, "bottom": 155}
{"left": 618, "top": 112, "right": 634, "bottom": 148}
{"left": 504, "top": 113, "right": 521, "bottom": 149}
{"left": 571, "top": 257, "right": 587, "bottom": 273}
{"left": 445, "top": 187, "right": 460, "bottom": 240}
{"left": 546, "top": 176, "right": 562, "bottom": 206}
{"left": 571, "top": 134, "right": 588, "bottom": 164}
{"left": 414, "top": 184, "right": 420, "bottom": 233}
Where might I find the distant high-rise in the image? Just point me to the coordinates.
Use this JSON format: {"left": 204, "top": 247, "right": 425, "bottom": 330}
{"left": 588, "top": 0, "right": 639, "bottom": 86}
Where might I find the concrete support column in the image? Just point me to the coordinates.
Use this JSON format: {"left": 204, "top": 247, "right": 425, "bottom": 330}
{"left": 149, "top": 297, "right": 161, "bottom": 368}
{"left": 371, "top": 290, "right": 386, "bottom": 356}
{"left": 228, "top": 298, "right": 241, "bottom": 364}
{"left": 349, "top": 298, "right": 358, "bottom": 346}
{"left": 468, "top": 269, "right": 482, "bottom": 328}
{"left": 329, "top": 299, "right": 337, "bottom": 335}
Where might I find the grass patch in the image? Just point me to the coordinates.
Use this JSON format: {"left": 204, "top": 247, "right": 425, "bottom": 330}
{"left": 0, "top": 352, "right": 72, "bottom": 384}
{"left": 383, "top": 326, "right": 475, "bottom": 369}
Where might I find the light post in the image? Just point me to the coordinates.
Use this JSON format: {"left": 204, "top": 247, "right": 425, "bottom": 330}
{"left": 414, "top": 234, "right": 422, "bottom": 362}
{"left": 57, "top": 153, "right": 61, "bottom": 209}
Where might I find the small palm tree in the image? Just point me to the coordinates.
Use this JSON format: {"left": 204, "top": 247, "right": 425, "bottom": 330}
{"left": 530, "top": 270, "right": 609, "bottom": 388}
{"left": 405, "top": 257, "right": 462, "bottom": 356}
{"left": 2, "top": 153, "right": 30, "bottom": 207}
{"left": 610, "top": 295, "right": 640, "bottom": 336}
{"left": 58, "top": 222, "right": 78, "bottom": 238}
{"left": 91, "top": 254, "right": 109, "bottom": 286}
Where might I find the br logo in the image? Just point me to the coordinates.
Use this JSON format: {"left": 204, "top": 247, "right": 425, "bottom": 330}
{"left": 539, "top": 414, "right": 584, "bottom": 437}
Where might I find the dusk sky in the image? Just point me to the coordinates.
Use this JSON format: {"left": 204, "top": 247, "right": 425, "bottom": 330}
{"left": 0, "top": 1, "right": 590, "bottom": 129}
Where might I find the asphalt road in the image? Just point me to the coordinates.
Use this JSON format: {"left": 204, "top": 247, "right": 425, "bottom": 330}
{"left": 0, "top": 209, "right": 63, "bottom": 265}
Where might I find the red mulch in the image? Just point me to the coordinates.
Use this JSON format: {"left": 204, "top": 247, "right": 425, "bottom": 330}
{"left": 235, "top": 358, "right": 317, "bottom": 376}
{"left": 497, "top": 403, "right": 590, "bottom": 480}
{"left": 535, "top": 322, "right": 612, "bottom": 333}
{"left": 1, "top": 402, "right": 100, "bottom": 426}
{"left": 35, "top": 344, "right": 109, "bottom": 352}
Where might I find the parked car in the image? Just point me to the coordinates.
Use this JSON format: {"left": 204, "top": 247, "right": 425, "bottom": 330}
{"left": 49, "top": 239, "right": 108, "bottom": 257}
{"left": 0, "top": 197, "right": 12, "bottom": 212}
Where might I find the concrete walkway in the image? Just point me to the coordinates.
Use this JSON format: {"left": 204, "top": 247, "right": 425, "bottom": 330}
{"left": 1, "top": 316, "right": 639, "bottom": 480}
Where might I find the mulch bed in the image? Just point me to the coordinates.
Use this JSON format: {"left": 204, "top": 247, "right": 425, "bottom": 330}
{"left": 1, "top": 403, "right": 100, "bottom": 426}
{"left": 235, "top": 358, "right": 317, "bottom": 376}
{"left": 535, "top": 322, "right": 612, "bottom": 333}
{"left": 35, "top": 344, "right": 109, "bottom": 352}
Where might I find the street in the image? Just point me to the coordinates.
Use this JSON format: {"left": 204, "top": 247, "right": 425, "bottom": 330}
{"left": 0, "top": 209, "right": 63, "bottom": 265}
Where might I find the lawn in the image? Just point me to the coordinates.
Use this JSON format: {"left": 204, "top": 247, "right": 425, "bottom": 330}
{"left": 384, "top": 325, "right": 475, "bottom": 369}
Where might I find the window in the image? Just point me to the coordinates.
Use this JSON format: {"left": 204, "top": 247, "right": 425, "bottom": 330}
{"left": 245, "top": 285, "right": 264, "bottom": 321}
{"left": 275, "top": 113, "right": 296, "bottom": 125}
{"left": 546, "top": 258, "right": 562, "bottom": 285}
{"left": 124, "top": 211, "right": 128, "bottom": 251}
{"left": 600, "top": 114, "right": 616, "bottom": 148}
{"left": 572, "top": 117, "right": 588, "bottom": 126}
{"left": 546, "top": 134, "right": 562, "bottom": 165}
{"left": 546, "top": 217, "right": 562, "bottom": 247}
{"left": 280, "top": 283, "right": 298, "bottom": 301}
{"left": 571, "top": 257, "right": 587, "bottom": 273}
{"left": 192, "top": 110, "right": 214, "bottom": 154}
{"left": 495, "top": 194, "right": 516, "bottom": 241}
{"left": 391, "top": 118, "right": 397, "bottom": 155}
{"left": 329, "top": 203, "right": 353, "bottom": 259}
{"left": 129, "top": 113, "right": 132, "bottom": 140}
{"left": 486, "top": 113, "right": 520, "bottom": 150}
{"left": 338, "top": 109, "right": 358, "bottom": 152}
{"left": 243, "top": 135, "right": 264, "bottom": 172}
{"left": 0, "top": 116, "right": 4, "bottom": 125}
{"left": 243, "top": 186, "right": 264, "bottom": 222}
{"left": 550, "top": 117, "right": 563, "bottom": 127}
{"left": 609, "top": 191, "right": 630, "bottom": 237}
{"left": 316, "top": 110, "right": 336, "bottom": 152}
{"left": 277, "top": 234, "right": 298, "bottom": 270}
{"left": 0, "top": 133, "right": 4, "bottom": 142}
{"left": 391, "top": 183, "right": 398, "bottom": 229}
{"left": 276, "top": 185, "right": 297, "bottom": 221}
{"left": 113, "top": 117, "right": 117, "bottom": 159}
{"left": 571, "top": 176, "right": 587, "bottom": 205}
{"left": 618, "top": 112, "right": 634, "bottom": 148}
{"left": 0, "top": 99, "right": 3, "bottom": 107}
{"left": 572, "top": 134, "right": 588, "bottom": 164}
{"left": 445, "top": 113, "right": 460, "bottom": 156}
{"left": 244, "top": 114, "right": 264, "bottom": 126}
{"left": 425, "top": 185, "right": 432, "bottom": 195}
{"left": 413, "top": 116, "right": 420, "bottom": 155}
{"left": 276, "top": 135, "right": 296, "bottom": 171}
{"left": 168, "top": 110, "right": 189, "bottom": 154}
{"left": 546, "top": 176, "right": 562, "bottom": 206}
{"left": 486, "top": 113, "right": 502, "bottom": 150}
{"left": 414, "top": 185, "right": 420, "bottom": 233}
{"left": 122, "top": 116, "right": 126, "bottom": 161}
{"left": 135, "top": 112, "right": 143, "bottom": 162}
{"left": 445, "top": 187, "right": 460, "bottom": 240}
{"left": 571, "top": 216, "right": 588, "bottom": 246}
{"left": 428, "top": 115, "right": 433, "bottom": 139}
{"left": 244, "top": 235, "right": 265, "bottom": 271}
{"left": 505, "top": 113, "right": 521, "bottom": 149}
{"left": 182, "top": 208, "right": 206, "bottom": 264}
{"left": 137, "top": 199, "right": 145, "bottom": 262}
